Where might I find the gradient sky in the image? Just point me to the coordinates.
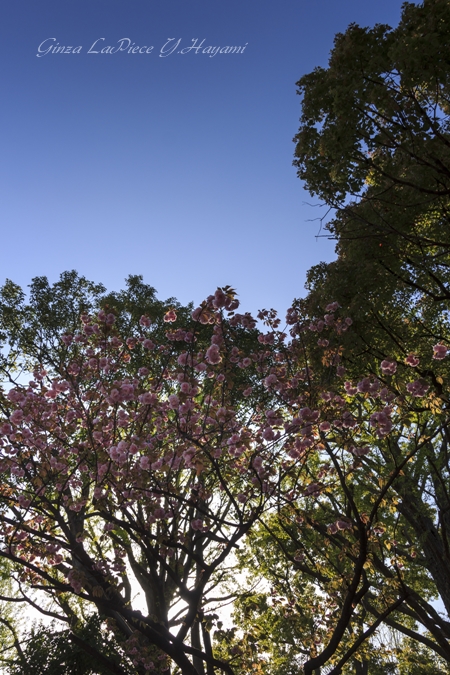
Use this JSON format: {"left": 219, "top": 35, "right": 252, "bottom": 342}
{"left": 2, "top": 0, "right": 405, "bottom": 315}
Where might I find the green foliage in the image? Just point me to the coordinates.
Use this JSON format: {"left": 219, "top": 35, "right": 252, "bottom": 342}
{"left": 0, "top": 271, "right": 105, "bottom": 365}
{"left": 0, "top": 559, "right": 26, "bottom": 674}
{"left": 294, "top": 0, "right": 450, "bottom": 205}
{"left": 8, "top": 616, "right": 132, "bottom": 675}
{"left": 293, "top": 0, "right": 450, "bottom": 378}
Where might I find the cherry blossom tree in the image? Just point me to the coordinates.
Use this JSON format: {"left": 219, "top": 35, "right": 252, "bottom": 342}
{"left": 1, "top": 274, "right": 449, "bottom": 674}
{"left": 0, "top": 283, "right": 295, "bottom": 675}
{"left": 218, "top": 301, "right": 450, "bottom": 675}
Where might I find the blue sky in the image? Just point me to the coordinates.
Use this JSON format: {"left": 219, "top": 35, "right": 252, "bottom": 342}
{"left": 2, "top": 0, "right": 405, "bottom": 314}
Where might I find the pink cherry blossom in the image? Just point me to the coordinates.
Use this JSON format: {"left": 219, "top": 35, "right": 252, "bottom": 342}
{"left": 344, "top": 382, "right": 358, "bottom": 396}
{"left": 164, "top": 310, "right": 177, "bottom": 323}
{"left": 380, "top": 360, "right": 397, "bottom": 375}
{"left": 356, "top": 378, "right": 371, "bottom": 393}
{"left": 212, "top": 289, "right": 227, "bottom": 308}
{"left": 336, "top": 520, "right": 352, "bottom": 531}
{"left": 432, "top": 343, "right": 448, "bottom": 360}
{"left": 406, "top": 379, "right": 430, "bottom": 397}
{"left": 405, "top": 353, "right": 420, "bottom": 367}
{"left": 206, "top": 344, "right": 222, "bottom": 365}
{"left": 10, "top": 410, "right": 24, "bottom": 426}
{"left": 139, "top": 456, "right": 151, "bottom": 470}
{"left": 143, "top": 339, "right": 155, "bottom": 350}
{"left": 168, "top": 394, "right": 179, "bottom": 409}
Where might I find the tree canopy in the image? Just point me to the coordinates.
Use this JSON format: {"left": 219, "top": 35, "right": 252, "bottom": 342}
{"left": 0, "top": 271, "right": 449, "bottom": 675}
{"left": 1, "top": 1, "right": 450, "bottom": 674}
{"left": 293, "top": 0, "right": 450, "bottom": 376}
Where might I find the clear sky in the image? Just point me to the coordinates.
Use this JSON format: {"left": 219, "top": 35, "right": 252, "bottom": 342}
{"left": 2, "top": 0, "right": 405, "bottom": 315}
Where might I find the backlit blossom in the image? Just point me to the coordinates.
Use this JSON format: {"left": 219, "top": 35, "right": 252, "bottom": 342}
{"left": 405, "top": 353, "right": 420, "bottom": 367}
{"left": 406, "top": 379, "right": 430, "bottom": 397}
{"left": 164, "top": 310, "right": 177, "bottom": 323}
{"left": 380, "top": 360, "right": 397, "bottom": 375}
{"left": 433, "top": 344, "right": 448, "bottom": 360}
{"left": 206, "top": 344, "right": 222, "bottom": 365}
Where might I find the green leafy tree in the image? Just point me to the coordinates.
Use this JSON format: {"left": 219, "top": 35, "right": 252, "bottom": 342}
{"left": 211, "top": 7, "right": 450, "bottom": 670}
{"left": 8, "top": 615, "right": 133, "bottom": 675}
{"left": 293, "top": 0, "right": 450, "bottom": 377}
